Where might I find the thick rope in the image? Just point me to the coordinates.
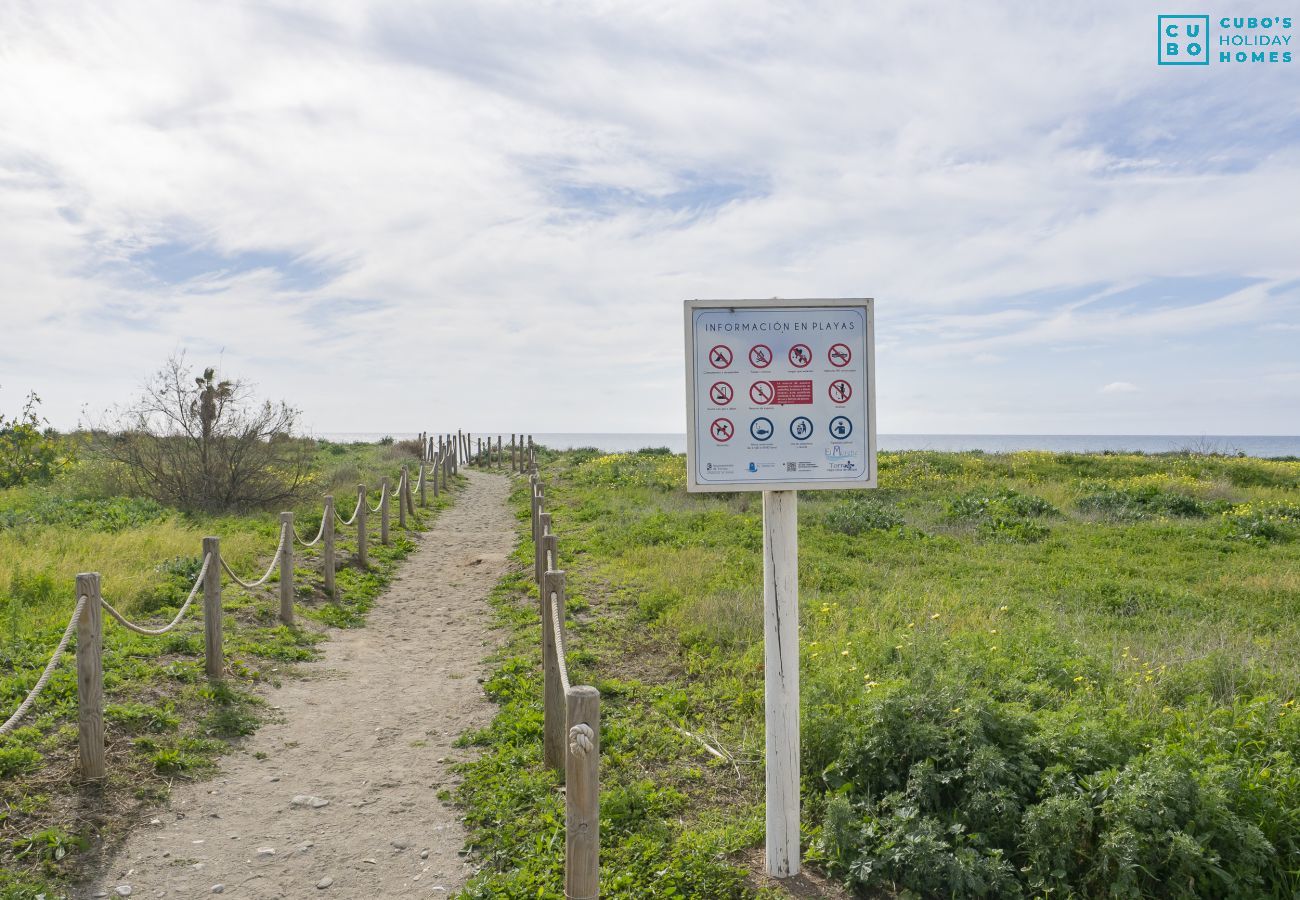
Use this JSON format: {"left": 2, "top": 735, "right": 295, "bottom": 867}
{"left": 549, "top": 590, "right": 571, "bottom": 694}
{"left": 336, "top": 492, "right": 363, "bottom": 526}
{"left": 0, "top": 594, "right": 88, "bottom": 736}
{"left": 101, "top": 553, "right": 212, "bottom": 636}
{"left": 568, "top": 722, "right": 595, "bottom": 757}
{"left": 369, "top": 482, "right": 387, "bottom": 513}
{"left": 221, "top": 525, "right": 286, "bottom": 589}
{"left": 293, "top": 507, "right": 328, "bottom": 547}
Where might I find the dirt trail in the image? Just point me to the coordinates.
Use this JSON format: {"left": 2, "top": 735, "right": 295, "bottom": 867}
{"left": 87, "top": 470, "right": 514, "bottom": 899}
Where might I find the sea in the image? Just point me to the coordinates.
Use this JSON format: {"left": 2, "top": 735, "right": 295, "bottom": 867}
{"left": 313, "top": 433, "right": 1300, "bottom": 459}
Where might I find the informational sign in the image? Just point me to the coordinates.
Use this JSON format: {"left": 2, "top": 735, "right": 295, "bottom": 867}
{"left": 684, "top": 298, "right": 876, "bottom": 492}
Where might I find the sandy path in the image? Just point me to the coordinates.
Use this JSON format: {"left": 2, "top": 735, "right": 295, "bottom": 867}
{"left": 87, "top": 470, "right": 514, "bottom": 899}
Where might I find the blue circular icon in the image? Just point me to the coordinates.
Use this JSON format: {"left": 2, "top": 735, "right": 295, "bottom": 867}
{"left": 789, "top": 416, "right": 814, "bottom": 441}
{"left": 750, "top": 417, "right": 774, "bottom": 441}
{"left": 829, "top": 416, "right": 853, "bottom": 439}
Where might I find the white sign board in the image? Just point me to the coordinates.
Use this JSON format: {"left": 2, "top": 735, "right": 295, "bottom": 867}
{"left": 684, "top": 298, "right": 876, "bottom": 492}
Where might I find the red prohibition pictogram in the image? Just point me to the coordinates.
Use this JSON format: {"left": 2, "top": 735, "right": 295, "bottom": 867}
{"left": 828, "top": 342, "right": 852, "bottom": 367}
{"left": 828, "top": 379, "right": 853, "bottom": 404}
{"left": 749, "top": 380, "right": 774, "bottom": 405}
{"left": 708, "top": 344, "right": 734, "bottom": 369}
{"left": 709, "top": 381, "right": 734, "bottom": 406}
{"left": 748, "top": 344, "right": 773, "bottom": 368}
{"left": 788, "top": 343, "right": 812, "bottom": 368}
{"left": 710, "top": 417, "right": 735, "bottom": 442}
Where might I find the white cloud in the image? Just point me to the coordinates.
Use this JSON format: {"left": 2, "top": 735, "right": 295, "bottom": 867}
{"left": 1101, "top": 382, "right": 1139, "bottom": 394}
{"left": 0, "top": 1, "right": 1297, "bottom": 433}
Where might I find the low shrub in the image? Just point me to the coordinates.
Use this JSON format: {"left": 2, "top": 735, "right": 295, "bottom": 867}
{"left": 0, "top": 745, "right": 42, "bottom": 778}
{"left": 823, "top": 495, "right": 904, "bottom": 535}
{"left": 1222, "top": 500, "right": 1300, "bottom": 542}
{"left": 1078, "top": 483, "right": 1208, "bottom": 520}
{"left": 814, "top": 677, "right": 1294, "bottom": 897}
{"left": 944, "top": 489, "right": 1056, "bottom": 542}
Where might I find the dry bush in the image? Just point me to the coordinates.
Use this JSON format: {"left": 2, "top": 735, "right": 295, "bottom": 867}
{"left": 95, "top": 355, "right": 311, "bottom": 513}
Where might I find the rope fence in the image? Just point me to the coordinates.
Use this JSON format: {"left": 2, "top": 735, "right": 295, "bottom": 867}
{"left": 0, "top": 434, "right": 468, "bottom": 782}
{"left": 527, "top": 454, "right": 601, "bottom": 900}
{"left": 101, "top": 552, "right": 212, "bottom": 636}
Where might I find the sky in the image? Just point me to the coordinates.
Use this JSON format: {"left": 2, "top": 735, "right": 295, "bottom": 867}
{"left": 2, "top": 1, "right": 1298, "bottom": 435}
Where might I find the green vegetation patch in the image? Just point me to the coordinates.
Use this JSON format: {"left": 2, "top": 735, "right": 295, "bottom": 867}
{"left": 459, "top": 448, "right": 1300, "bottom": 899}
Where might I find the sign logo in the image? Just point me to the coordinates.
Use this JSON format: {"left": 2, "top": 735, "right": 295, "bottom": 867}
{"left": 708, "top": 344, "right": 733, "bottom": 369}
{"left": 710, "top": 381, "right": 734, "bottom": 406}
{"left": 749, "top": 344, "right": 773, "bottom": 368}
{"left": 1157, "top": 15, "right": 1293, "bottom": 64}
{"left": 1159, "top": 15, "right": 1210, "bottom": 64}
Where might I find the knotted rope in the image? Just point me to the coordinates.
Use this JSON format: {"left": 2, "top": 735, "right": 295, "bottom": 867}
{"left": 568, "top": 722, "right": 595, "bottom": 757}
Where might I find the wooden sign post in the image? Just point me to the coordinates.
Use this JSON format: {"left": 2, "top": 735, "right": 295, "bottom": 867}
{"left": 684, "top": 298, "right": 876, "bottom": 877}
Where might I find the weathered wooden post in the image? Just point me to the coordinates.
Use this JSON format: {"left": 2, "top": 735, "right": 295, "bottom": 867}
{"left": 510, "top": 434, "right": 517, "bottom": 472}
{"left": 763, "top": 491, "right": 799, "bottom": 874}
{"left": 398, "top": 468, "right": 408, "bottom": 529}
{"left": 202, "top": 537, "right": 223, "bottom": 680}
{"left": 380, "top": 477, "right": 391, "bottom": 545}
{"left": 543, "top": 566, "right": 566, "bottom": 771}
{"left": 356, "top": 483, "right": 369, "bottom": 568}
{"left": 497, "top": 435, "right": 503, "bottom": 467}
{"left": 535, "top": 512, "right": 551, "bottom": 587}
{"left": 279, "top": 512, "right": 295, "bottom": 625}
{"left": 566, "top": 685, "right": 601, "bottom": 900}
{"left": 75, "top": 572, "right": 105, "bottom": 780}
{"left": 419, "top": 463, "right": 427, "bottom": 507}
{"left": 529, "top": 474, "right": 540, "bottom": 544}
{"left": 323, "top": 496, "right": 336, "bottom": 599}
{"left": 433, "top": 454, "right": 441, "bottom": 498}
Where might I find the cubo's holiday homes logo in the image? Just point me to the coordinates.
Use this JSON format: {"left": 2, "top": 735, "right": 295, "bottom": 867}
{"left": 1159, "top": 14, "right": 1294, "bottom": 65}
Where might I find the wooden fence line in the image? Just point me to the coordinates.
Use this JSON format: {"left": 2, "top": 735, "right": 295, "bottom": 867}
{"left": 528, "top": 460, "right": 601, "bottom": 897}
{"left": 7, "top": 437, "right": 466, "bottom": 783}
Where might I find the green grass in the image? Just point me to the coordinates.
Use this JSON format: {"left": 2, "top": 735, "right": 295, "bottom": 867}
{"left": 0, "top": 439, "right": 462, "bottom": 896}
{"left": 457, "top": 448, "right": 1300, "bottom": 899}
